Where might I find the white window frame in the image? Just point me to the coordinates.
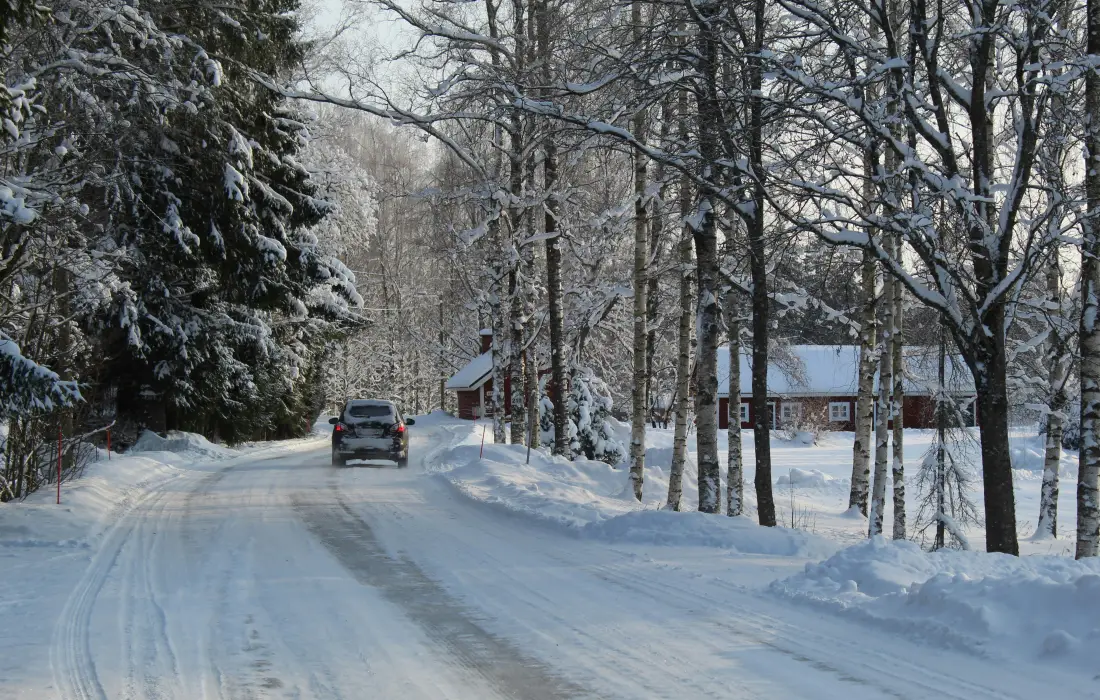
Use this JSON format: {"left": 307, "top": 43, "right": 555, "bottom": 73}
{"left": 780, "top": 402, "right": 802, "bottom": 423}
{"left": 738, "top": 402, "right": 749, "bottom": 425}
{"left": 829, "top": 401, "right": 851, "bottom": 422}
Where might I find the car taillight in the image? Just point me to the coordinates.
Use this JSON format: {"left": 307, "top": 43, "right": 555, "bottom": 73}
{"left": 395, "top": 424, "right": 406, "bottom": 434}
{"left": 334, "top": 424, "right": 345, "bottom": 432}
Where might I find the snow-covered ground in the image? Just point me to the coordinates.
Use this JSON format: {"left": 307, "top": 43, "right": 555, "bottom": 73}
{"left": 428, "top": 415, "right": 1100, "bottom": 684}
{"left": 0, "top": 414, "right": 1094, "bottom": 698}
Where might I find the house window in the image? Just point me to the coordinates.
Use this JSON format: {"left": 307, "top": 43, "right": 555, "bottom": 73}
{"left": 780, "top": 402, "right": 802, "bottom": 423}
{"left": 739, "top": 402, "right": 749, "bottom": 424}
{"left": 829, "top": 401, "right": 851, "bottom": 422}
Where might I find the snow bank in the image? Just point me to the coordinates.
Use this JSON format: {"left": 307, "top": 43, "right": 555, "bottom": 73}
{"left": 433, "top": 438, "right": 834, "bottom": 557}
{"left": 1, "top": 430, "right": 243, "bottom": 548}
{"left": 771, "top": 537, "right": 1100, "bottom": 664}
{"left": 0, "top": 455, "right": 183, "bottom": 548}
{"left": 775, "top": 468, "right": 840, "bottom": 488}
{"left": 438, "top": 442, "right": 637, "bottom": 530}
{"left": 130, "top": 429, "right": 236, "bottom": 461}
{"left": 407, "top": 409, "right": 461, "bottom": 427}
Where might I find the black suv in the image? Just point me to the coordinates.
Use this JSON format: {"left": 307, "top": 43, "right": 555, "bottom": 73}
{"left": 329, "top": 400, "right": 415, "bottom": 467}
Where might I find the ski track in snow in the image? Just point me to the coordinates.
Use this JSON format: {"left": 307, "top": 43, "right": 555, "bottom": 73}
{"left": 17, "top": 420, "right": 1099, "bottom": 699}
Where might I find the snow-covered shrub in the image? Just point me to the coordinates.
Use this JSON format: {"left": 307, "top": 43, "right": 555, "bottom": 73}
{"left": 566, "top": 370, "right": 626, "bottom": 465}
{"left": 539, "top": 395, "right": 556, "bottom": 446}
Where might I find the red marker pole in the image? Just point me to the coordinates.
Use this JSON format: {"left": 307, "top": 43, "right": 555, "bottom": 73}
{"left": 480, "top": 424, "right": 487, "bottom": 459}
{"left": 56, "top": 428, "right": 62, "bottom": 505}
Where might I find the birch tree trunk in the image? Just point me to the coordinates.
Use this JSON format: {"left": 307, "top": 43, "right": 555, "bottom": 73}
{"left": 490, "top": 270, "right": 508, "bottom": 445}
{"left": 726, "top": 290, "right": 743, "bottom": 517}
{"left": 544, "top": 141, "right": 568, "bottom": 456}
{"left": 667, "top": 225, "right": 693, "bottom": 511}
{"left": 693, "top": 8, "right": 723, "bottom": 514}
{"left": 1035, "top": 0, "right": 1070, "bottom": 542}
{"left": 891, "top": 232, "right": 905, "bottom": 541}
{"left": 869, "top": 267, "right": 893, "bottom": 538}
{"left": 510, "top": 267, "right": 526, "bottom": 445}
{"left": 694, "top": 202, "right": 722, "bottom": 514}
{"left": 850, "top": 8, "right": 880, "bottom": 518}
{"left": 851, "top": 250, "right": 876, "bottom": 516}
{"left": 666, "top": 108, "right": 693, "bottom": 512}
{"left": 645, "top": 106, "right": 669, "bottom": 418}
{"left": 628, "top": 2, "right": 648, "bottom": 498}
{"left": 1038, "top": 258, "right": 1066, "bottom": 539}
{"left": 1078, "top": 0, "right": 1100, "bottom": 558}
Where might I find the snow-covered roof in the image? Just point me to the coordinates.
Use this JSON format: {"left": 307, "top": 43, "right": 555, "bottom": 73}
{"left": 445, "top": 351, "right": 492, "bottom": 390}
{"left": 716, "top": 345, "right": 974, "bottom": 398}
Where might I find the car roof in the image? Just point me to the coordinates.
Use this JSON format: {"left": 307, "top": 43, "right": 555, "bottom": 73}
{"left": 346, "top": 399, "right": 396, "bottom": 408}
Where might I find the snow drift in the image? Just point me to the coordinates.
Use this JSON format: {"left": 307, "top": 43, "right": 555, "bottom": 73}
{"left": 771, "top": 536, "right": 1100, "bottom": 664}
{"left": 130, "top": 429, "right": 237, "bottom": 461}
{"left": 431, "top": 435, "right": 835, "bottom": 557}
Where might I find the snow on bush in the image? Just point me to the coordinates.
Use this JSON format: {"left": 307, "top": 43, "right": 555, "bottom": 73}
{"left": 566, "top": 371, "right": 626, "bottom": 465}
{"left": 539, "top": 371, "right": 627, "bottom": 465}
{"left": 771, "top": 536, "right": 1100, "bottom": 664}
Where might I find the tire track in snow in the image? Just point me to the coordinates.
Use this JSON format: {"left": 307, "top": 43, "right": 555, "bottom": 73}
{"left": 292, "top": 479, "right": 592, "bottom": 700}
{"left": 50, "top": 476, "right": 180, "bottom": 700}
{"left": 120, "top": 486, "right": 182, "bottom": 700}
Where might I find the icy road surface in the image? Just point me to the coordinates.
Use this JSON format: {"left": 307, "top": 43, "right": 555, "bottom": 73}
{"left": 8, "top": 422, "right": 1096, "bottom": 699}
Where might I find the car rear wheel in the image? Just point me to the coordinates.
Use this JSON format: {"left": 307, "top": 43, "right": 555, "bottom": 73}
{"left": 396, "top": 453, "right": 408, "bottom": 468}
{"left": 332, "top": 451, "right": 346, "bottom": 467}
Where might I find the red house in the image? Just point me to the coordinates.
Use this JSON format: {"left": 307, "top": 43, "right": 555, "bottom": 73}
{"left": 716, "top": 345, "right": 976, "bottom": 431}
{"left": 446, "top": 331, "right": 549, "bottom": 419}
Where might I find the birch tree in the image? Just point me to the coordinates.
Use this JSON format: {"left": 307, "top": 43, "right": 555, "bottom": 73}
{"left": 869, "top": 265, "right": 893, "bottom": 537}
{"left": 1037, "top": 257, "right": 1072, "bottom": 539}
{"left": 1079, "top": 0, "right": 1100, "bottom": 558}
{"left": 628, "top": 0, "right": 649, "bottom": 499}
{"left": 667, "top": 111, "right": 694, "bottom": 512}
{"left": 891, "top": 234, "right": 906, "bottom": 541}
{"left": 851, "top": 251, "right": 876, "bottom": 515}
{"left": 726, "top": 290, "right": 744, "bottom": 516}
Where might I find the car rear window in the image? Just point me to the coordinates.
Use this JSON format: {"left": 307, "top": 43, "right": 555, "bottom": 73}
{"left": 347, "top": 404, "right": 393, "bottom": 419}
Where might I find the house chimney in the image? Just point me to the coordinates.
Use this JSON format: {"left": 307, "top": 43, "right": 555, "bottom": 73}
{"left": 480, "top": 328, "right": 492, "bottom": 354}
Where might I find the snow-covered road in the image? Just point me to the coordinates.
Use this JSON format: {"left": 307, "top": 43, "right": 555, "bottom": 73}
{"left": 12, "top": 422, "right": 1096, "bottom": 699}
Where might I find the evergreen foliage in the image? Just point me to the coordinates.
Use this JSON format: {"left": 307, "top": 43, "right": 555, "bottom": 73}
{"left": 0, "top": 0, "right": 362, "bottom": 496}
{"left": 565, "top": 370, "right": 626, "bottom": 465}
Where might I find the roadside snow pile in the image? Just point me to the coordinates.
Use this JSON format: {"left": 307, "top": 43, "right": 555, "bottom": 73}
{"left": 435, "top": 440, "right": 834, "bottom": 557}
{"left": 407, "top": 409, "right": 460, "bottom": 427}
{"left": 0, "top": 429, "right": 243, "bottom": 549}
{"left": 439, "top": 442, "right": 637, "bottom": 530}
{"left": 130, "top": 429, "right": 236, "bottom": 461}
{"left": 771, "top": 536, "right": 1100, "bottom": 663}
{"left": 775, "top": 468, "right": 841, "bottom": 488}
{"left": 0, "top": 455, "right": 182, "bottom": 547}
